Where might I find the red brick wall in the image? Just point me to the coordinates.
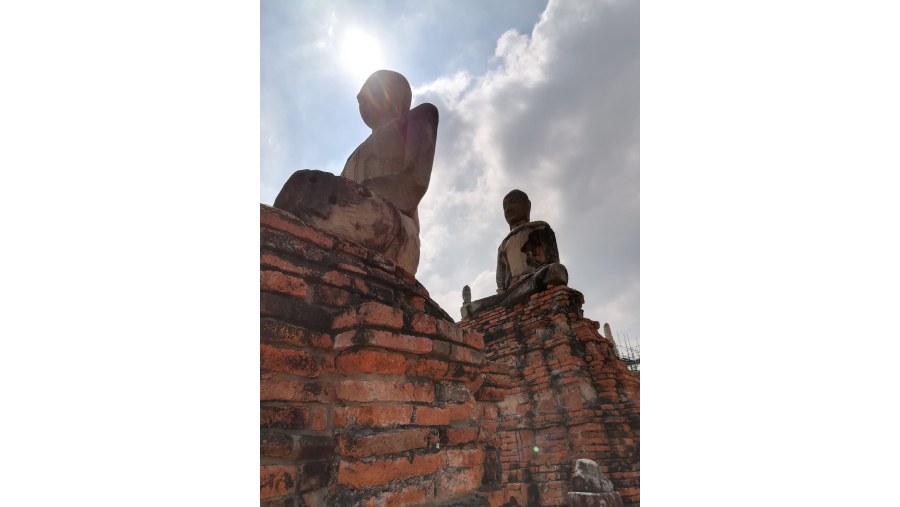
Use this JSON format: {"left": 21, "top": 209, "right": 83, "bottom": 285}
{"left": 461, "top": 286, "right": 640, "bottom": 506}
{"left": 261, "top": 205, "right": 487, "bottom": 506}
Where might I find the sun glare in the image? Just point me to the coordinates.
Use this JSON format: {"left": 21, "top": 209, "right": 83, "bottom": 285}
{"left": 340, "top": 28, "right": 384, "bottom": 80}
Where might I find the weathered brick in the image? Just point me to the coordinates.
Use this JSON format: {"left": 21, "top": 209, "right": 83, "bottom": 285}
{"left": 448, "top": 399, "right": 476, "bottom": 423}
{"left": 261, "top": 225, "right": 329, "bottom": 263}
{"left": 380, "top": 483, "right": 431, "bottom": 507}
{"left": 436, "top": 465, "right": 482, "bottom": 497}
{"left": 407, "top": 358, "right": 449, "bottom": 379}
{"left": 482, "top": 372, "right": 512, "bottom": 388}
{"left": 337, "top": 428, "right": 430, "bottom": 458}
{"left": 413, "top": 406, "right": 450, "bottom": 426}
{"left": 261, "top": 251, "right": 317, "bottom": 279}
{"left": 260, "top": 378, "right": 333, "bottom": 403}
{"left": 322, "top": 270, "right": 352, "bottom": 288}
{"left": 485, "top": 488, "right": 523, "bottom": 507}
{"left": 434, "top": 319, "right": 464, "bottom": 343}
{"left": 351, "top": 277, "right": 374, "bottom": 296}
{"left": 450, "top": 344, "right": 482, "bottom": 364}
{"left": 260, "top": 292, "right": 331, "bottom": 331}
{"left": 261, "top": 318, "right": 331, "bottom": 349}
{"left": 406, "top": 294, "right": 426, "bottom": 312}
{"left": 335, "top": 379, "right": 434, "bottom": 403}
{"left": 261, "top": 430, "right": 294, "bottom": 458}
{"left": 261, "top": 270, "right": 308, "bottom": 299}
{"left": 337, "top": 452, "right": 444, "bottom": 489}
{"left": 261, "top": 205, "right": 335, "bottom": 249}
{"left": 475, "top": 387, "right": 507, "bottom": 402}
{"left": 463, "top": 331, "right": 485, "bottom": 350}
{"left": 333, "top": 405, "right": 413, "bottom": 428}
{"left": 445, "top": 362, "right": 479, "bottom": 382}
{"left": 447, "top": 448, "right": 484, "bottom": 468}
{"left": 410, "top": 314, "right": 437, "bottom": 335}
{"left": 261, "top": 405, "right": 326, "bottom": 431}
{"left": 336, "top": 349, "right": 408, "bottom": 376}
{"left": 435, "top": 382, "right": 470, "bottom": 403}
{"left": 445, "top": 427, "right": 479, "bottom": 445}
{"left": 334, "top": 237, "right": 369, "bottom": 259}
{"left": 260, "top": 465, "right": 296, "bottom": 499}
{"left": 332, "top": 301, "right": 404, "bottom": 331}
{"left": 334, "top": 329, "right": 433, "bottom": 354}
{"left": 484, "top": 360, "right": 512, "bottom": 375}
{"left": 335, "top": 261, "right": 366, "bottom": 275}
{"left": 296, "top": 435, "right": 334, "bottom": 460}
{"left": 260, "top": 344, "right": 321, "bottom": 377}
{"left": 432, "top": 340, "right": 451, "bottom": 357}
{"left": 332, "top": 330, "right": 361, "bottom": 350}
{"left": 371, "top": 330, "right": 433, "bottom": 354}
{"left": 311, "top": 283, "right": 353, "bottom": 307}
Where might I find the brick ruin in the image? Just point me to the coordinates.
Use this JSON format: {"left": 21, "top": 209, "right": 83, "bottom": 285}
{"left": 260, "top": 204, "right": 640, "bottom": 506}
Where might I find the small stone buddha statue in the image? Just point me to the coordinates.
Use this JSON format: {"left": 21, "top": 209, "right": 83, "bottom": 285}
{"left": 460, "top": 189, "right": 568, "bottom": 319}
{"left": 273, "top": 70, "right": 438, "bottom": 276}
{"left": 494, "top": 189, "right": 568, "bottom": 297}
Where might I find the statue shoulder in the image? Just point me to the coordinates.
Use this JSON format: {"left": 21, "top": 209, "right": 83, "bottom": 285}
{"left": 408, "top": 103, "right": 439, "bottom": 126}
{"left": 506, "top": 221, "right": 552, "bottom": 237}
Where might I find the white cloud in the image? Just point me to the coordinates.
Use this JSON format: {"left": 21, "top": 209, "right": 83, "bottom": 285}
{"left": 414, "top": 0, "right": 639, "bottom": 343}
{"left": 412, "top": 71, "right": 472, "bottom": 109}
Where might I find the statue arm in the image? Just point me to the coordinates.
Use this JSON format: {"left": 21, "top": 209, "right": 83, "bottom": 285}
{"left": 496, "top": 246, "right": 509, "bottom": 293}
{"left": 401, "top": 103, "right": 439, "bottom": 198}
{"left": 545, "top": 227, "right": 560, "bottom": 263}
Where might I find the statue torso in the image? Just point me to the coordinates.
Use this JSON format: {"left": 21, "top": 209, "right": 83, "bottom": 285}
{"left": 341, "top": 104, "right": 438, "bottom": 222}
{"left": 498, "top": 221, "right": 560, "bottom": 289}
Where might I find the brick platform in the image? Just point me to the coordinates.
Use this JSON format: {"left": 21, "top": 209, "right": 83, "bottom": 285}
{"left": 260, "top": 204, "right": 639, "bottom": 506}
{"left": 461, "top": 287, "right": 640, "bottom": 506}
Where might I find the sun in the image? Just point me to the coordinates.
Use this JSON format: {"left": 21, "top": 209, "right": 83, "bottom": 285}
{"left": 340, "top": 28, "right": 385, "bottom": 81}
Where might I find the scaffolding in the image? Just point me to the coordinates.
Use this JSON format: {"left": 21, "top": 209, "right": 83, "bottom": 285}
{"left": 615, "top": 333, "right": 640, "bottom": 374}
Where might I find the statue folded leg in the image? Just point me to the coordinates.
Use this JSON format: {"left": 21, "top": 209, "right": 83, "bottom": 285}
{"left": 274, "top": 169, "right": 419, "bottom": 273}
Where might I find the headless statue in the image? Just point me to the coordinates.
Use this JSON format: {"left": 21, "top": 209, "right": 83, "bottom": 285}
{"left": 274, "top": 70, "right": 438, "bottom": 275}
{"left": 461, "top": 190, "right": 568, "bottom": 319}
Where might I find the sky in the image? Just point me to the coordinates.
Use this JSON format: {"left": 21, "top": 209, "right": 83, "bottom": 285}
{"left": 261, "top": 0, "right": 639, "bottom": 345}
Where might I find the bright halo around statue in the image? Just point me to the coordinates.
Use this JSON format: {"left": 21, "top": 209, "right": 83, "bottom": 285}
{"left": 340, "top": 28, "right": 385, "bottom": 81}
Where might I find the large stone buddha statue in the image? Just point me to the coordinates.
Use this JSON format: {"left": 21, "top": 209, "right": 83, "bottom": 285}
{"left": 273, "top": 70, "right": 438, "bottom": 275}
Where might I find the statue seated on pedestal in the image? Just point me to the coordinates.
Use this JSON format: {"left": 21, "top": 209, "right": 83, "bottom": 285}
{"left": 273, "top": 70, "right": 438, "bottom": 276}
{"left": 461, "top": 190, "right": 568, "bottom": 318}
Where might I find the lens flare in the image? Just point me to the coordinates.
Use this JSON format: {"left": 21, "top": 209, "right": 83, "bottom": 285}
{"left": 340, "top": 28, "right": 384, "bottom": 80}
